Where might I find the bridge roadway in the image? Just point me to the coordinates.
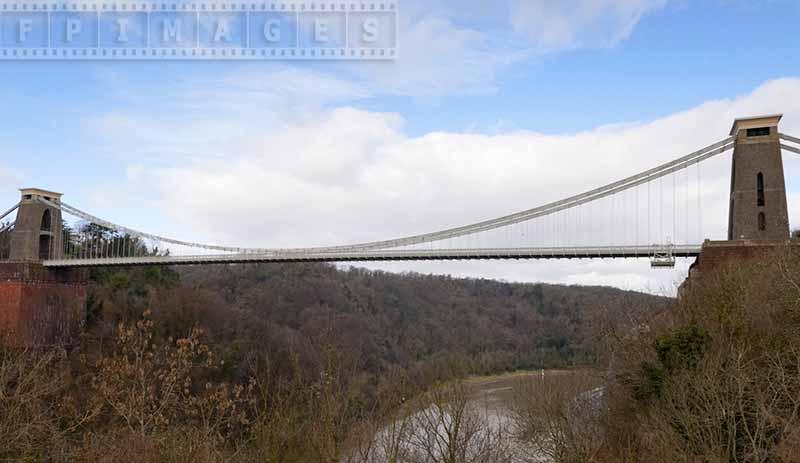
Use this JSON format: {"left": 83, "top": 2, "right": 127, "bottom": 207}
{"left": 42, "top": 244, "right": 702, "bottom": 267}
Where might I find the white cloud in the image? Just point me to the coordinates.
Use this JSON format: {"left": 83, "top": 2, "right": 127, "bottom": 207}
{"left": 86, "top": 77, "right": 800, "bottom": 295}
{"left": 349, "top": 0, "right": 666, "bottom": 96}
{"left": 64, "top": 0, "right": 661, "bottom": 97}
{"left": 85, "top": 65, "right": 369, "bottom": 163}
{"left": 344, "top": 12, "right": 531, "bottom": 97}
{"left": 509, "top": 0, "right": 669, "bottom": 51}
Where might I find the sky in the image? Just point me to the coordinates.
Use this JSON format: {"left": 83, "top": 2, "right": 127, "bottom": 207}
{"left": 2, "top": 0, "right": 800, "bottom": 295}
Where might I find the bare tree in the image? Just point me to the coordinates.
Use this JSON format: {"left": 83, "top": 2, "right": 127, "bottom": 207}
{"left": 0, "top": 348, "right": 70, "bottom": 460}
{"left": 510, "top": 371, "right": 604, "bottom": 463}
{"left": 90, "top": 311, "right": 251, "bottom": 444}
{"left": 405, "top": 381, "right": 514, "bottom": 463}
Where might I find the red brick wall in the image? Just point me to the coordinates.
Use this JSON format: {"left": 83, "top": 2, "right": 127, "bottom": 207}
{"left": 690, "top": 240, "right": 788, "bottom": 274}
{"left": 0, "top": 263, "right": 87, "bottom": 348}
{"left": 680, "top": 240, "right": 792, "bottom": 297}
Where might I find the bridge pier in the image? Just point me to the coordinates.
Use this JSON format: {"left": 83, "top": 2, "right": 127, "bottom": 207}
{"left": 0, "top": 189, "right": 86, "bottom": 348}
{"left": 680, "top": 239, "right": 797, "bottom": 298}
{"left": 0, "top": 262, "right": 86, "bottom": 348}
{"left": 691, "top": 240, "right": 790, "bottom": 273}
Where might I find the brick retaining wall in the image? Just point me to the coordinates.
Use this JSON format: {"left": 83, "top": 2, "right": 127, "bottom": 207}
{"left": 0, "top": 263, "right": 87, "bottom": 348}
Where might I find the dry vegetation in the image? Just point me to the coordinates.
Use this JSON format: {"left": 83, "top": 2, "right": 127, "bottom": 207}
{"left": 6, "top": 246, "right": 798, "bottom": 462}
{"left": 476, "top": 246, "right": 800, "bottom": 462}
{"left": 2, "top": 263, "right": 658, "bottom": 461}
{"left": 594, "top": 245, "right": 800, "bottom": 462}
{"left": 509, "top": 371, "right": 605, "bottom": 462}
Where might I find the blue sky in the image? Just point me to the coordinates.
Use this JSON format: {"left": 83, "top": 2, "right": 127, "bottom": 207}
{"left": 2, "top": 0, "right": 800, "bottom": 293}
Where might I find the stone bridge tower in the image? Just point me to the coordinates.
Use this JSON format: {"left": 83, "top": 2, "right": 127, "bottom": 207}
{"left": 9, "top": 188, "right": 64, "bottom": 261}
{"left": 728, "top": 115, "right": 790, "bottom": 241}
{"left": 684, "top": 115, "right": 793, "bottom": 290}
{"left": 0, "top": 189, "right": 86, "bottom": 348}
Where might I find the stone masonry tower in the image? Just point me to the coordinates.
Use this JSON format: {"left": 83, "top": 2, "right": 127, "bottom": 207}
{"left": 9, "top": 188, "right": 64, "bottom": 261}
{"left": 727, "top": 115, "right": 790, "bottom": 241}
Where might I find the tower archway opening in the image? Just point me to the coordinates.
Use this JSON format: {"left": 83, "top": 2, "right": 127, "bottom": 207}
{"left": 38, "top": 234, "right": 51, "bottom": 260}
{"left": 41, "top": 209, "right": 52, "bottom": 232}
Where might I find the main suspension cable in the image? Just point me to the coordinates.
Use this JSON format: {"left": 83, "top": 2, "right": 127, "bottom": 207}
{"left": 39, "top": 137, "right": 734, "bottom": 256}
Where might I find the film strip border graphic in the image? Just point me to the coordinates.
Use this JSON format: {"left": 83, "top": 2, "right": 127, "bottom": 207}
{"left": 0, "top": 2, "right": 398, "bottom": 60}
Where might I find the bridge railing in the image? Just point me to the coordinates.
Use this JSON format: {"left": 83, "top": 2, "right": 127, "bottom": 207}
{"left": 54, "top": 224, "right": 176, "bottom": 263}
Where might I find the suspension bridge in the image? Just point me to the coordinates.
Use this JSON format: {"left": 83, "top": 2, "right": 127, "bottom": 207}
{"left": 1, "top": 114, "right": 797, "bottom": 347}
{"left": 0, "top": 115, "right": 797, "bottom": 270}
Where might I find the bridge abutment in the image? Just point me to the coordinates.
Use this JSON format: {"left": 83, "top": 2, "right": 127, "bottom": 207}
{"left": 680, "top": 239, "right": 796, "bottom": 297}
{"left": 692, "top": 240, "right": 788, "bottom": 272}
{"left": 1, "top": 189, "right": 85, "bottom": 348}
{"left": 0, "top": 262, "right": 87, "bottom": 348}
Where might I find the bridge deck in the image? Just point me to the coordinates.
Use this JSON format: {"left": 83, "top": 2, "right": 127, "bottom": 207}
{"left": 42, "top": 245, "right": 702, "bottom": 267}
